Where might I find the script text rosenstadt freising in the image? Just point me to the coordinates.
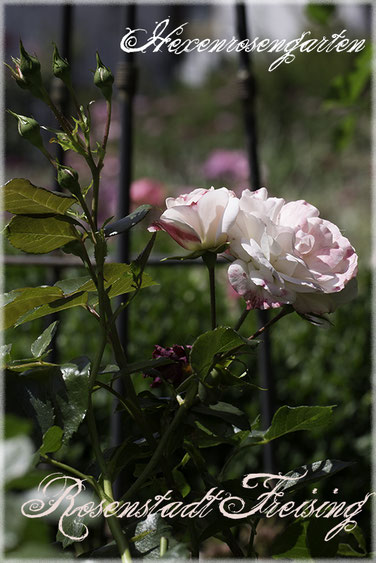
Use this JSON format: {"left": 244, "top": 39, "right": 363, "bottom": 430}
{"left": 21, "top": 472, "right": 374, "bottom": 542}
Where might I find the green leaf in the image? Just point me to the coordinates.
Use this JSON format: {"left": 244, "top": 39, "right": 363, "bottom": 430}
{"left": 13, "top": 358, "right": 90, "bottom": 444}
{"left": 2, "top": 178, "right": 75, "bottom": 215}
{"left": 172, "top": 468, "right": 191, "bottom": 498}
{"left": 262, "top": 405, "right": 334, "bottom": 443}
{"left": 39, "top": 425, "right": 63, "bottom": 454}
{"left": 104, "top": 204, "right": 152, "bottom": 237}
{"left": 15, "top": 291, "right": 88, "bottom": 326}
{"left": 1, "top": 343, "right": 12, "bottom": 364}
{"left": 191, "top": 402, "right": 250, "bottom": 431}
{"left": 31, "top": 321, "right": 58, "bottom": 358}
{"left": 57, "top": 358, "right": 91, "bottom": 444}
{"left": 325, "top": 45, "right": 371, "bottom": 108}
{"left": 131, "top": 232, "right": 157, "bottom": 279}
{"left": 134, "top": 515, "right": 175, "bottom": 558}
{"left": 6, "top": 215, "right": 78, "bottom": 254}
{"left": 56, "top": 511, "right": 89, "bottom": 548}
{"left": 337, "top": 543, "right": 367, "bottom": 557}
{"left": 58, "top": 263, "right": 156, "bottom": 299}
{"left": 306, "top": 518, "right": 340, "bottom": 558}
{"left": 3, "top": 286, "right": 63, "bottom": 329}
{"left": 306, "top": 4, "right": 335, "bottom": 24}
{"left": 190, "top": 326, "right": 256, "bottom": 381}
{"left": 272, "top": 521, "right": 311, "bottom": 559}
{"left": 6, "top": 264, "right": 156, "bottom": 328}
{"left": 276, "top": 459, "right": 354, "bottom": 494}
{"left": 28, "top": 393, "right": 55, "bottom": 436}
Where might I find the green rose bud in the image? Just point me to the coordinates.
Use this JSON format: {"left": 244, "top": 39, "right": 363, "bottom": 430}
{"left": 93, "top": 52, "right": 114, "bottom": 101}
{"left": 57, "top": 165, "right": 81, "bottom": 196}
{"left": 19, "top": 40, "right": 42, "bottom": 89}
{"left": 52, "top": 43, "right": 71, "bottom": 86}
{"left": 8, "top": 111, "right": 44, "bottom": 150}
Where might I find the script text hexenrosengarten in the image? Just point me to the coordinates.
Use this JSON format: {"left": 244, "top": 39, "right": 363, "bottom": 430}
{"left": 120, "top": 18, "right": 366, "bottom": 72}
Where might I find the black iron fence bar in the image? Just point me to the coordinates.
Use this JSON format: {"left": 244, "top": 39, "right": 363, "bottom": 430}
{"left": 235, "top": 2, "right": 276, "bottom": 473}
{"left": 48, "top": 3, "right": 73, "bottom": 363}
{"left": 112, "top": 4, "right": 137, "bottom": 497}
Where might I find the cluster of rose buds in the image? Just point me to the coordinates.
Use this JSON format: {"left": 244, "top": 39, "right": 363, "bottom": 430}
{"left": 149, "top": 187, "right": 358, "bottom": 315}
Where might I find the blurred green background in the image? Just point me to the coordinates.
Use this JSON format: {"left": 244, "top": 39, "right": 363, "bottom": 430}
{"left": 4, "top": 2, "right": 371, "bottom": 558}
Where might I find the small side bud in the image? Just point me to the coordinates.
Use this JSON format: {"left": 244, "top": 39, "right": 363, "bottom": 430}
{"left": 93, "top": 52, "right": 114, "bottom": 101}
{"left": 52, "top": 43, "right": 71, "bottom": 86}
{"left": 57, "top": 165, "right": 81, "bottom": 196}
{"left": 8, "top": 111, "right": 44, "bottom": 150}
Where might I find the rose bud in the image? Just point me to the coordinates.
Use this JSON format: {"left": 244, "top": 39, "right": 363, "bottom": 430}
{"left": 8, "top": 111, "right": 44, "bottom": 150}
{"left": 52, "top": 43, "right": 71, "bottom": 86}
{"left": 18, "top": 40, "right": 42, "bottom": 89}
{"left": 94, "top": 52, "right": 114, "bottom": 101}
{"left": 57, "top": 164, "right": 81, "bottom": 197}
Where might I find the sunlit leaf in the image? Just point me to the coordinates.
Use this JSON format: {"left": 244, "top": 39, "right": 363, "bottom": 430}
{"left": 3, "top": 286, "right": 63, "bottom": 329}
{"left": 6, "top": 215, "right": 78, "bottom": 254}
{"left": 39, "top": 425, "right": 63, "bottom": 455}
{"left": 31, "top": 321, "right": 58, "bottom": 358}
{"left": 2, "top": 178, "right": 75, "bottom": 215}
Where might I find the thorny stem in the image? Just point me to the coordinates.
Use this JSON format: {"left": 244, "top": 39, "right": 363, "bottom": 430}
{"left": 248, "top": 305, "right": 293, "bottom": 340}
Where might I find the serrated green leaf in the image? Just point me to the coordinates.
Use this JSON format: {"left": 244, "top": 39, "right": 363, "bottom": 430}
{"left": 262, "top": 405, "right": 334, "bottom": 443}
{"left": 57, "top": 359, "right": 91, "bottom": 444}
{"left": 3, "top": 286, "right": 63, "bottom": 329}
{"left": 104, "top": 205, "right": 152, "bottom": 237}
{"left": 15, "top": 291, "right": 88, "bottom": 326}
{"left": 58, "top": 263, "right": 156, "bottom": 299}
{"left": 2, "top": 178, "right": 75, "bottom": 215}
{"left": 93, "top": 263, "right": 156, "bottom": 300}
{"left": 16, "top": 359, "right": 90, "bottom": 444}
{"left": 28, "top": 393, "right": 55, "bottom": 436}
{"left": 190, "top": 326, "right": 256, "bottom": 381}
{"left": 31, "top": 321, "right": 58, "bottom": 358}
{"left": 6, "top": 215, "right": 78, "bottom": 254}
{"left": 39, "top": 425, "right": 63, "bottom": 454}
{"left": 10, "top": 263, "right": 156, "bottom": 327}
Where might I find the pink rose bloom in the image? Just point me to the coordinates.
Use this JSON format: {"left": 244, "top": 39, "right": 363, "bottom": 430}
{"left": 149, "top": 187, "right": 239, "bottom": 252}
{"left": 228, "top": 188, "right": 358, "bottom": 314}
{"left": 202, "top": 149, "right": 249, "bottom": 182}
{"left": 131, "top": 178, "right": 165, "bottom": 208}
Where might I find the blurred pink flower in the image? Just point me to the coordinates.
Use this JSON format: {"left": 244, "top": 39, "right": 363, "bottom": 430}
{"left": 131, "top": 178, "right": 165, "bottom": 208}
{"left": 98, "top": 180, "right": 118, "bottom": 226}
{"left": 202, "top": 149, "right": 249, "bottom": 183}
